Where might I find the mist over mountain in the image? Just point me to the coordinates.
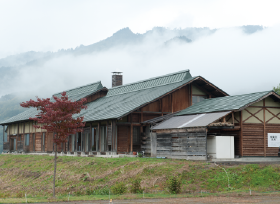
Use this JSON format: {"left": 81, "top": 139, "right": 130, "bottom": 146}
{"left": 0, "top": 25, "right": 262, "bottom": 69}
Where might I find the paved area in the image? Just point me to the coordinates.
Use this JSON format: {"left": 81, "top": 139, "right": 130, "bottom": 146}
{"left": 30, "top": 195, "right": 280, "bottom": 204}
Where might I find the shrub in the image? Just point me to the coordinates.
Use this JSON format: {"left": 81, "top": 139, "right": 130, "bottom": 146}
{"left": 138, "top": 153, "right": 143, "bottom": 158}
{"left": 15, "top": 191, "right": 24, "bottom": 198}
{"left": 111, "top": 182, "right": 127, "bottom": 195}
{"left": 86, "top": 187, "right": 110, "bottom": 195}
{"left": 166, "top": 175, "right": 181, "bottom": 194}
{"left": 131, "top": 179, "right": 143, "bottom": 193}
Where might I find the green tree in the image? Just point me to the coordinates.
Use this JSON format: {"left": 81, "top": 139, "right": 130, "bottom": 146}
{"left": 273, "top": 84, "right": 280, "bottom": 95}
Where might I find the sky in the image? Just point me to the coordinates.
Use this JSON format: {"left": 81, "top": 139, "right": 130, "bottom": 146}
{"left": 1, "top": 0, "right": 280, "bottom": 58}
{"left": 0, "top": 0, "right": 280, "bottom": 97}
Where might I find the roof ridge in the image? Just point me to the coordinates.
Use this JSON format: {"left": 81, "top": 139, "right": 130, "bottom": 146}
{"left": 106, "top": 76, "right": 197, "bottom": 98}
{"left": 108, "top": 69, "right": 190, "bottom": 91}
{"left": 53, "top": 81, "right": 102, "bottom": 96}
{"left": 202, "top": 90, "right": 272, "bottom": 101}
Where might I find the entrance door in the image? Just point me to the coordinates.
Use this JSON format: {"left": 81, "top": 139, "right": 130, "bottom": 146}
{"left": 10, "top": 138, "right": 16, "bottom": 151}
{"left": 117, "top": 126, "right": 130, "bottom": 152}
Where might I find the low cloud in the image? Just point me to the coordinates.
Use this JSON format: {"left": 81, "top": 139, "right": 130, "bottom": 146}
{"left": 1, "top": 26, "right": 280, "bottom": 99}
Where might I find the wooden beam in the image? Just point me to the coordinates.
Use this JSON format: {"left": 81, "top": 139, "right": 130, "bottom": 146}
{"left": 160, "top": 99, "right": 163, "bottom": 116}
{"left": 263, "top": 100, "right": 266, "bottom": 157}
{"left": 232, "top": 112, "right": 235, "bottom": 125}
{"left": 223, "top": 117, "right": 226, "bottom": 123}
{"left": 23, "top": 123, "right": 25, "bottom": 152}
{"left": 111, "top": 121, "right": 114, "bottom": 151}
{"left": 171, "top": 94, "right": 173, "bottom": 113}
{"left": 140, "top": 108, "right": 143, "bottom": 133}
{"left": 190, "top": 83, "right": 192, "bottom": 106}
{"left": 89, "top": 123, "right": 92, "bottom": 152}
{"left": 106, "top": 121, "right": 109, "bottom": 151}
{"left": 240, "top": 111, "right": 243, "bottom": 156}
{"left": 243, "top": 108, "right": 263, "bottom": 123}
{"left": 130, "top": 124, "right": 133, "bottom": 153}
{"left": 98, "top": 122, "right": 101, "bottom": 152}
{"left": 2, "top": 125, "right": 4, "bottom": 149}
{"left": 17, "top": 123, "right": 19, "bottom": 151}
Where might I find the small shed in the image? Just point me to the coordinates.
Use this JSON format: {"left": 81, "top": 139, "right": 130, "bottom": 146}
{"left": 151, "top": 111, "right": 233, "bottom": 160}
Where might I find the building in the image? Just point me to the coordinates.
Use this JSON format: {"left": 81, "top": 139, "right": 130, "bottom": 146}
{"left": 0, "top": 70, "right": 227, "bottom": 155}
{"left": 149, "top": 91, "right": 280, "bottom": 159}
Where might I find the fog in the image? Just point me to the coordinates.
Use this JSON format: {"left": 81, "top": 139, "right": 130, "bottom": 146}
{"left": 0, "top": 25, "right": 280, "bottom": 99}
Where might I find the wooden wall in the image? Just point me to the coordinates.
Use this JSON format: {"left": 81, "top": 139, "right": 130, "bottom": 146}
{"left": 86, "top": 90, "right": 107, "bottom": 103}
{"left": 156, "top": 129, "right": 207, "bottom": 159}
{"left": 117, "top": 126, "right": 130, "bottom": 152}
{"left": 241, "top": 97, "right": 280, "bottom": 156}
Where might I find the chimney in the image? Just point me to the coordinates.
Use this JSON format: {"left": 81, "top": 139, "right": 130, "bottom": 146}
{"left": 112, "top": 71, "right": 123, "bottom": 87}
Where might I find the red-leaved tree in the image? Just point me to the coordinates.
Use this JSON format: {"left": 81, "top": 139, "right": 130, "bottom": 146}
{"left": 20, "top": 92, "right": 87, "bottom": 197}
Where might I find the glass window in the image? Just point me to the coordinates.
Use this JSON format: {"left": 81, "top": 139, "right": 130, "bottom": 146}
{"left": 133, "top": 126, "right": 140, "bottom": 145}
{"left": 25, "top": 134, "right": 29, "bottom": 146}
{"left": 192, "top": 96, "right": 206, "bottom": 105}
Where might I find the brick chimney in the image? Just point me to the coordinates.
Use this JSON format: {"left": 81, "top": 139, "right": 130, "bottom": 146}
{"left": 112, "top": 72, "right": 123, "bottom": 87}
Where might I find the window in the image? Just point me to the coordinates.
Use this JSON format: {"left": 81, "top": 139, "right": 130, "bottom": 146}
{"left": 133, "top": 126, "right": 141, "bottom": 145}
{"left": 25, "top": 134, "right": 29, "bottom": 146}
{"left": 192, "top": 95, "right": 206, "bottom": 105}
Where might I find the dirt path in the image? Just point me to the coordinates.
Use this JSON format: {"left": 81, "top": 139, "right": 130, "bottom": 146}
{"left": 31, "top": 195, "right": 280, "bottom": 204}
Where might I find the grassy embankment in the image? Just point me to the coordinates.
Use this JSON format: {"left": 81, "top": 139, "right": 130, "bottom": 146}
{"left": 0, "top": 154, "right": 280, "bottom": 203}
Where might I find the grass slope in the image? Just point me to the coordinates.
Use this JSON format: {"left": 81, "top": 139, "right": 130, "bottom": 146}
{"left": 0, "top": 155, "right": 280, "bottom": 201}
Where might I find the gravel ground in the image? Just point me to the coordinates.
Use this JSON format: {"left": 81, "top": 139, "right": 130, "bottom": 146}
{"left": 31, "top": 195, "right": 280, "bottom": 204}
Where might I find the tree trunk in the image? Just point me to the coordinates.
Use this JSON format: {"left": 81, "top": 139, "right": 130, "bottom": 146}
{"left": 53, "top": 143, "right": 57, "bottom": 198}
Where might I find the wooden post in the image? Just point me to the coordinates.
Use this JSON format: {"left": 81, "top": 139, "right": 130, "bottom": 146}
{"left": 112, "top": 120, "right": 116, "bottom": 152}
{"left": 81, "top": 131, "right": 84, "bottom": 152}
{"left": 263, "top": 100, "right": 266, "bottom": 157}
{"left": 89, "top": 123, "right": 92, "bottom": 153}
{"left": 98, "top": 122, "right": 101, "bottom": 152}
{"left": 171, "top": 94, "right": 173, "bottom": 113}
{"left": 190, "top": 83, "right": 192, "bottom": 106}
{"left": 232, "top": 112, "right": 235, "bottom": 125}
{"left": 75, "top": 132, "right": 78, "bottom": 152}
{"left": 140, "top": 108, "right": 144, "bottom": 133}
{"left": 240, "top": 111, "right": 243, "bottom": 156}
{"left": 2, "top": 125, "right": 4, "bottom": 149}
{"left": 106, "top": 121, "right": 109, "bottom": 152}
{"left": 160, "top": 99, "right": 163, "bottom": 116}
{"left": 111, "top": 121, "right": 113, "bottom": 152}
{"left": 130, "top": 124, "right": 133, "bottom": 153}
{"left": 17, "top": 123, "right": 19, "bottom": 151}
{"left": 23, "top": 123, "right": 25, "bottom": 152}
{"left": 223, "top": 117, "right": 226, "bottom": 123}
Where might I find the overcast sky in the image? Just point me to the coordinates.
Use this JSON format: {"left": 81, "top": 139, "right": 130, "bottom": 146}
{"left": 1, "top": 0, "right": 280, "bottom": 58}
{"left": 0, "top": 0, "right": 280, "bottom": 98}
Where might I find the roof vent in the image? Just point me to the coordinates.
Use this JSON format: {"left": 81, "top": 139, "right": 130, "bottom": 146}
{"left": 112, "top": 71, "right": 123, "bottom": 87}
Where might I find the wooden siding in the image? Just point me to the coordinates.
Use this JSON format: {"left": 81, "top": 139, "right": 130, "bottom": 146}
{"left": 47, "top": 133, "right": 53, "bottom": 152}
{"left": 156, "top": 131, "right": 207, "bottom": 158}
{"left": 241, "top": 97, "right": 280, "bottom": 156}
{"left": 35, "top": 133, "right": 42, "bottom": 152}
{"left": 117, "top": 126, "right": 130, "bottom": 152}
{"left": 172, "top": 85, "right": 190, "bottom": 112}
{"left": 86, "top": 90, "right": 107, "bottom": 103}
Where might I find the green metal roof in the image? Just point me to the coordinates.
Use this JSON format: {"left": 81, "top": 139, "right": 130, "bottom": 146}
{"left": 53, "top": 81, "right": 103, "bottom": 101}
{"left": 76, "top": 70, "right": 194, "bottom": 122}
{"left": 176, "top": 90, "right": 276, "bottom": 116}
{"left": 0, "top": 69, "right": 228, "bottom": 124}
{"left": 0, "top": 81, "right": 104, "bottom": 124}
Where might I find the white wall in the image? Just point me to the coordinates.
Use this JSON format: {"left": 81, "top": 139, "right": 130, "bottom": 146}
{"left": 207, "top": 136, "right": 234, "bottom": 159}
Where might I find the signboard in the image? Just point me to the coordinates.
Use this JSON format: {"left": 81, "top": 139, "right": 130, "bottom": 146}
{"left": 268, "top": 133, "right": 280, "bottom": 147}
